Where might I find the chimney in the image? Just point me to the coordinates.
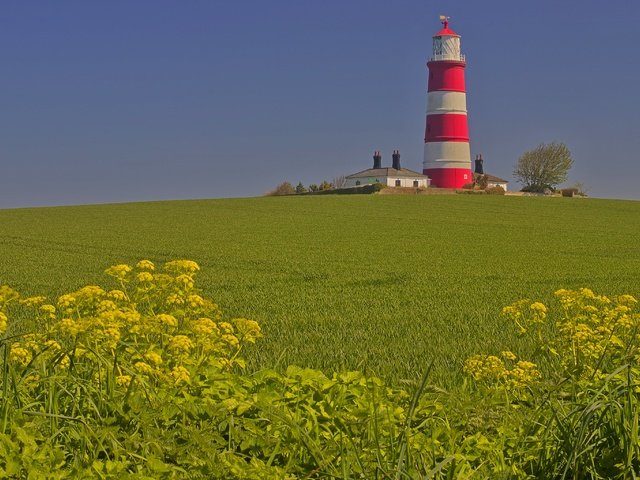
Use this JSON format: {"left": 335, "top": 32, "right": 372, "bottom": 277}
{"left": 373, "top": 150, "right": 382, "bottom": 169}
{"left": 392, "top": 150, "right": 401, "bottom": 170}
{"left": 474, "top": 154, "right": 484, "bottom": 174}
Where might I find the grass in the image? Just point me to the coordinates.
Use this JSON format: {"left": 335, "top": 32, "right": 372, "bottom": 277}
{"left": 1, "top": 194, "right": 638, "bottom": 386}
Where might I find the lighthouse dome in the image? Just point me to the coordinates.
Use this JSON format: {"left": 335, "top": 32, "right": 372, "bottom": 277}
{"left": 431, "top": 17, "right": 464, "bottom": 62}
{"left": 433, "top": 18, "right": 459, "bottom": 37}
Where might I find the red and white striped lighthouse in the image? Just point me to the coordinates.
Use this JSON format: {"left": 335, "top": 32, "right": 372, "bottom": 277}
{"left": 423, "top": 16, "right": 472, "bottom": 188}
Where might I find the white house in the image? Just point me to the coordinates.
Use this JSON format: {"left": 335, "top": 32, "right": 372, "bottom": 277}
{"left": 484, "top": 174, "right": 509, "bottom": 191}
{"left": 345, "top": 151, "right": 430, "bottom": 189}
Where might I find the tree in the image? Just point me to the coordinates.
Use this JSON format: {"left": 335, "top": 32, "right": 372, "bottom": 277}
{"left": 309, "top": 184, "right": 318, "bottom": 192}
{"left": 318, "top": 181, "right": 333, "bottom": 191}
{"left": 295, "top": 182, "right": 307, "bottom": 194}
{"left": 332, "top": 175, "right": 346, "bottom": 189}
{"left": 514, "top": 142, "right": 573, "bottom": 193}
{"left": 267, "top": 181, "right": 295, "bottom": 196}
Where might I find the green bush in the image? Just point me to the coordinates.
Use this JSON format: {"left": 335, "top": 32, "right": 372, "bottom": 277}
{"left": 485, "top": 185, "right": 506, "bottom": 195}
{"left": 304, "top": 182, "right": 384, "bottom": 195}
{"left": 456, "top": 189, "right": 485, "bottom": 195}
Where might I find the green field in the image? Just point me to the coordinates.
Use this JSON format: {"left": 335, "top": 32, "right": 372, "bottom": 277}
{"left": 1, "top": 195, "right": 638, "bottom": 386}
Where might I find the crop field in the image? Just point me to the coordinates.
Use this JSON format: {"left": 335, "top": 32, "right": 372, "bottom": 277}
{"left": 1, "top": 194, "right": 639, "bottom": 386}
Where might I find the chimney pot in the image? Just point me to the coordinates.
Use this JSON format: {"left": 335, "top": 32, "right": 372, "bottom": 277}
{"left": 474, "top": 154, "right": 484, "bottom": 175}
{"left": 392, "top": 150, "right": 401, "bottom": 170}
{"left": 373, "top": 150, "right": 382, "bottom": 169}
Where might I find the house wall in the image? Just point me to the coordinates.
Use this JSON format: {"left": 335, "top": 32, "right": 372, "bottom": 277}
{"left": 344, "top": 177, "right": 429, "bottom": 188}
{"left": 487, "top": 181, "right": 508, "bottom": 191}
{"left": 344, "top": 177, "right": 382, "bottom": 188}
{"left": 385, "top": 177, "right": 429, "bottom": 188}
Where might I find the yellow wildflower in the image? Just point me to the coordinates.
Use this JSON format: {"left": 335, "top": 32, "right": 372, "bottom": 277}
{"left": 170, "top": 365, "right": 191, "bottom": 385}
{"left": 44, "top": 339, "right": 62, "bottom": 352}
{"left": 530, "top": 302, "right": 547, "bottom": 312}
{"left": 76, "top": 285, "right": 106, "bottom": 300}
{"left": 0, "top": 312, "right": 7, "bottom": 334}
{"left": 168, "top": 335, "right": 194, "bottom": 353}
{"left": 463, "top": 355, "right": 506, "bottom": 383}
{"left": 187, "top": 294, "right": 205, "bottom": 308}
{"left": 164, "top": 260, "right": 200, "bottom": 274}
{"left": 222, "top": 334, "right": 239, "bottom": 348}
{"left": 192, "top": 317, "right": 218, "bottom": 336}
{"left": 59, "top": 355, "right": 70, "bottom": 369}
{"left": 144, "top": 351, "right": 163, "bottom": 365}
{"left": 0, "top": 285, "right": 20, "bottom": 305}
{"left": 136, "top": 259, "right": 155, "bottom": 271}
{"left": 123, "top": 310, "right": 141, "bottom": 323}
{"left": 59, "top": 318, "right": 80, "bottom": 336}
{"left": 219, "top": 322, "right": 234, "bottom": 334}
{"left": 136, "top": 272, "right": 154, "bottom": 282}
{"left": 617, "top": 294, "right": 638, "bottom": 306}
{"left": 104, "top": 264, "right": 132, "bottom": 279}
{"left": 108, "top": 290, "right": 127, "bottom": 301}
{"left": 10, "top": 345, "right": 32, "bottom": 366}
{"left": 156, "top": 314, "right": 178, "bottom": 327}
{"left": 24, "top": 373, "right": 41, "bottom": 387}
{"left": 508, "top": 361, "right": 540, "bottom": 388}
{"left": 97, "top": 300, "right": 117, "bottom": 312}
{"left": 134, "top": 361, "right": 155, "bottom": 375}
{"left": 102, "top": 326, "right": 121, "bottom": 348}
{"left": 175, "top": 274, "right": 194, "bottom": 290}
{"left": 20, "top": 296, "right": 47, "bottom": 307}
{"left": 166, "top": 293, "right": 185, "bottom": 305}
{"left": 501, "top": 351, "right": 517, "bottom": 361}
{"left": 22, "top": 334, "right": 40, "bottom": 352}
{"left": 40, "top": 304, "right": 56, "bottom": 315}
{"left": 57, "top": 294, "right": 76, "bottom": 313}
{"left": 116, "top": 375, "right": 132, "bottom": 388}
{"left": 233, "top": 318, "right": 262, "bottom": 343}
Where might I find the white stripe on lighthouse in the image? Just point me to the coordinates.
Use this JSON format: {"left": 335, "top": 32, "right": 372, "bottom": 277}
{"left": 423, "top": 142, "right": 470, "bottom": 168}
{"left": 426, "top": 91, "right": 467, "bottom": 115}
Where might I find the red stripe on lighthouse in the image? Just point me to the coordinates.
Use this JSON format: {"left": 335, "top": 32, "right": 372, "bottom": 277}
{"left": 425, "top": 114, "right": 469, "bottom": 142}
{"left": 423, "top": 168, "right": 471, "bottom": 189}
{"left": 427, "top": 61, "right": 466, "bottom": 92}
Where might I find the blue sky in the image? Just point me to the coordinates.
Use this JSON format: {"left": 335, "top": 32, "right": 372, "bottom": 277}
{"left": 1, "top": 0, "right": 639, "bottom": 207}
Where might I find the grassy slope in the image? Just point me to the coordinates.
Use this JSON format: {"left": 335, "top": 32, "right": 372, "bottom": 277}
{"left": 1, "top": 195, "right": 638, "bottom": 385}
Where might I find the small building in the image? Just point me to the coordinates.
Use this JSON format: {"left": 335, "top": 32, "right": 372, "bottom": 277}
{"left": 345, "top": 151, "right": 430, "bottom": 188}
{"left": 474, "top": 154, "right": 509, "bottom": 191}
{"left": 484, "top": 173, "right": 509, "bottom": 191}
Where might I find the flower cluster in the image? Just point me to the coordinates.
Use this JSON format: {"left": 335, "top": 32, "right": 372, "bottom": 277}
{"left": 554, "top": 288, "right": 639, "bottom": 377}
{"left": 502, "top": 299, "right": 547, "bottom": 335}
{"left": 1, "top": 259, "right": 261, "bottom": 392}
{"left": 464, "top": 351, "right": 540, "bottom": 390}
{"left": 468, "top": 289, "right": 640, "bottom": 390}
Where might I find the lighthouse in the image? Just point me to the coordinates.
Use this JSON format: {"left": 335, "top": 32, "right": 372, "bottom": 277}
{"left": 423, "top": 16, "right": 472, "bottom": 188}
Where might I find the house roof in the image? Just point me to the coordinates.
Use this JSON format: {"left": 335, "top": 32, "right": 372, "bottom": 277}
{"left": 346, "top": 167, "right": 428, "bottom": 179}
{"left": 484, "top": 173, "right": 509, "bottom": 183}
{"left": 434, "top": 19, "right": 459, "bottom": 37}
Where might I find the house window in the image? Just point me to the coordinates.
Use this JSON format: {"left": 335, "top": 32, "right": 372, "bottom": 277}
{"left": 413, "top": 180, "right": 419, "bottom": 187}
{"left": 395, "top": 180, "right": 401, "bottom": 187}
{"left": 355, "top": 181, "right": 361, "bottom": 186}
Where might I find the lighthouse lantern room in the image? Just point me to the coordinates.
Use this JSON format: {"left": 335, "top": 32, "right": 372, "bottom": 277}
{"left": 423, "top": 16, "right": 473, "bottom": 188}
